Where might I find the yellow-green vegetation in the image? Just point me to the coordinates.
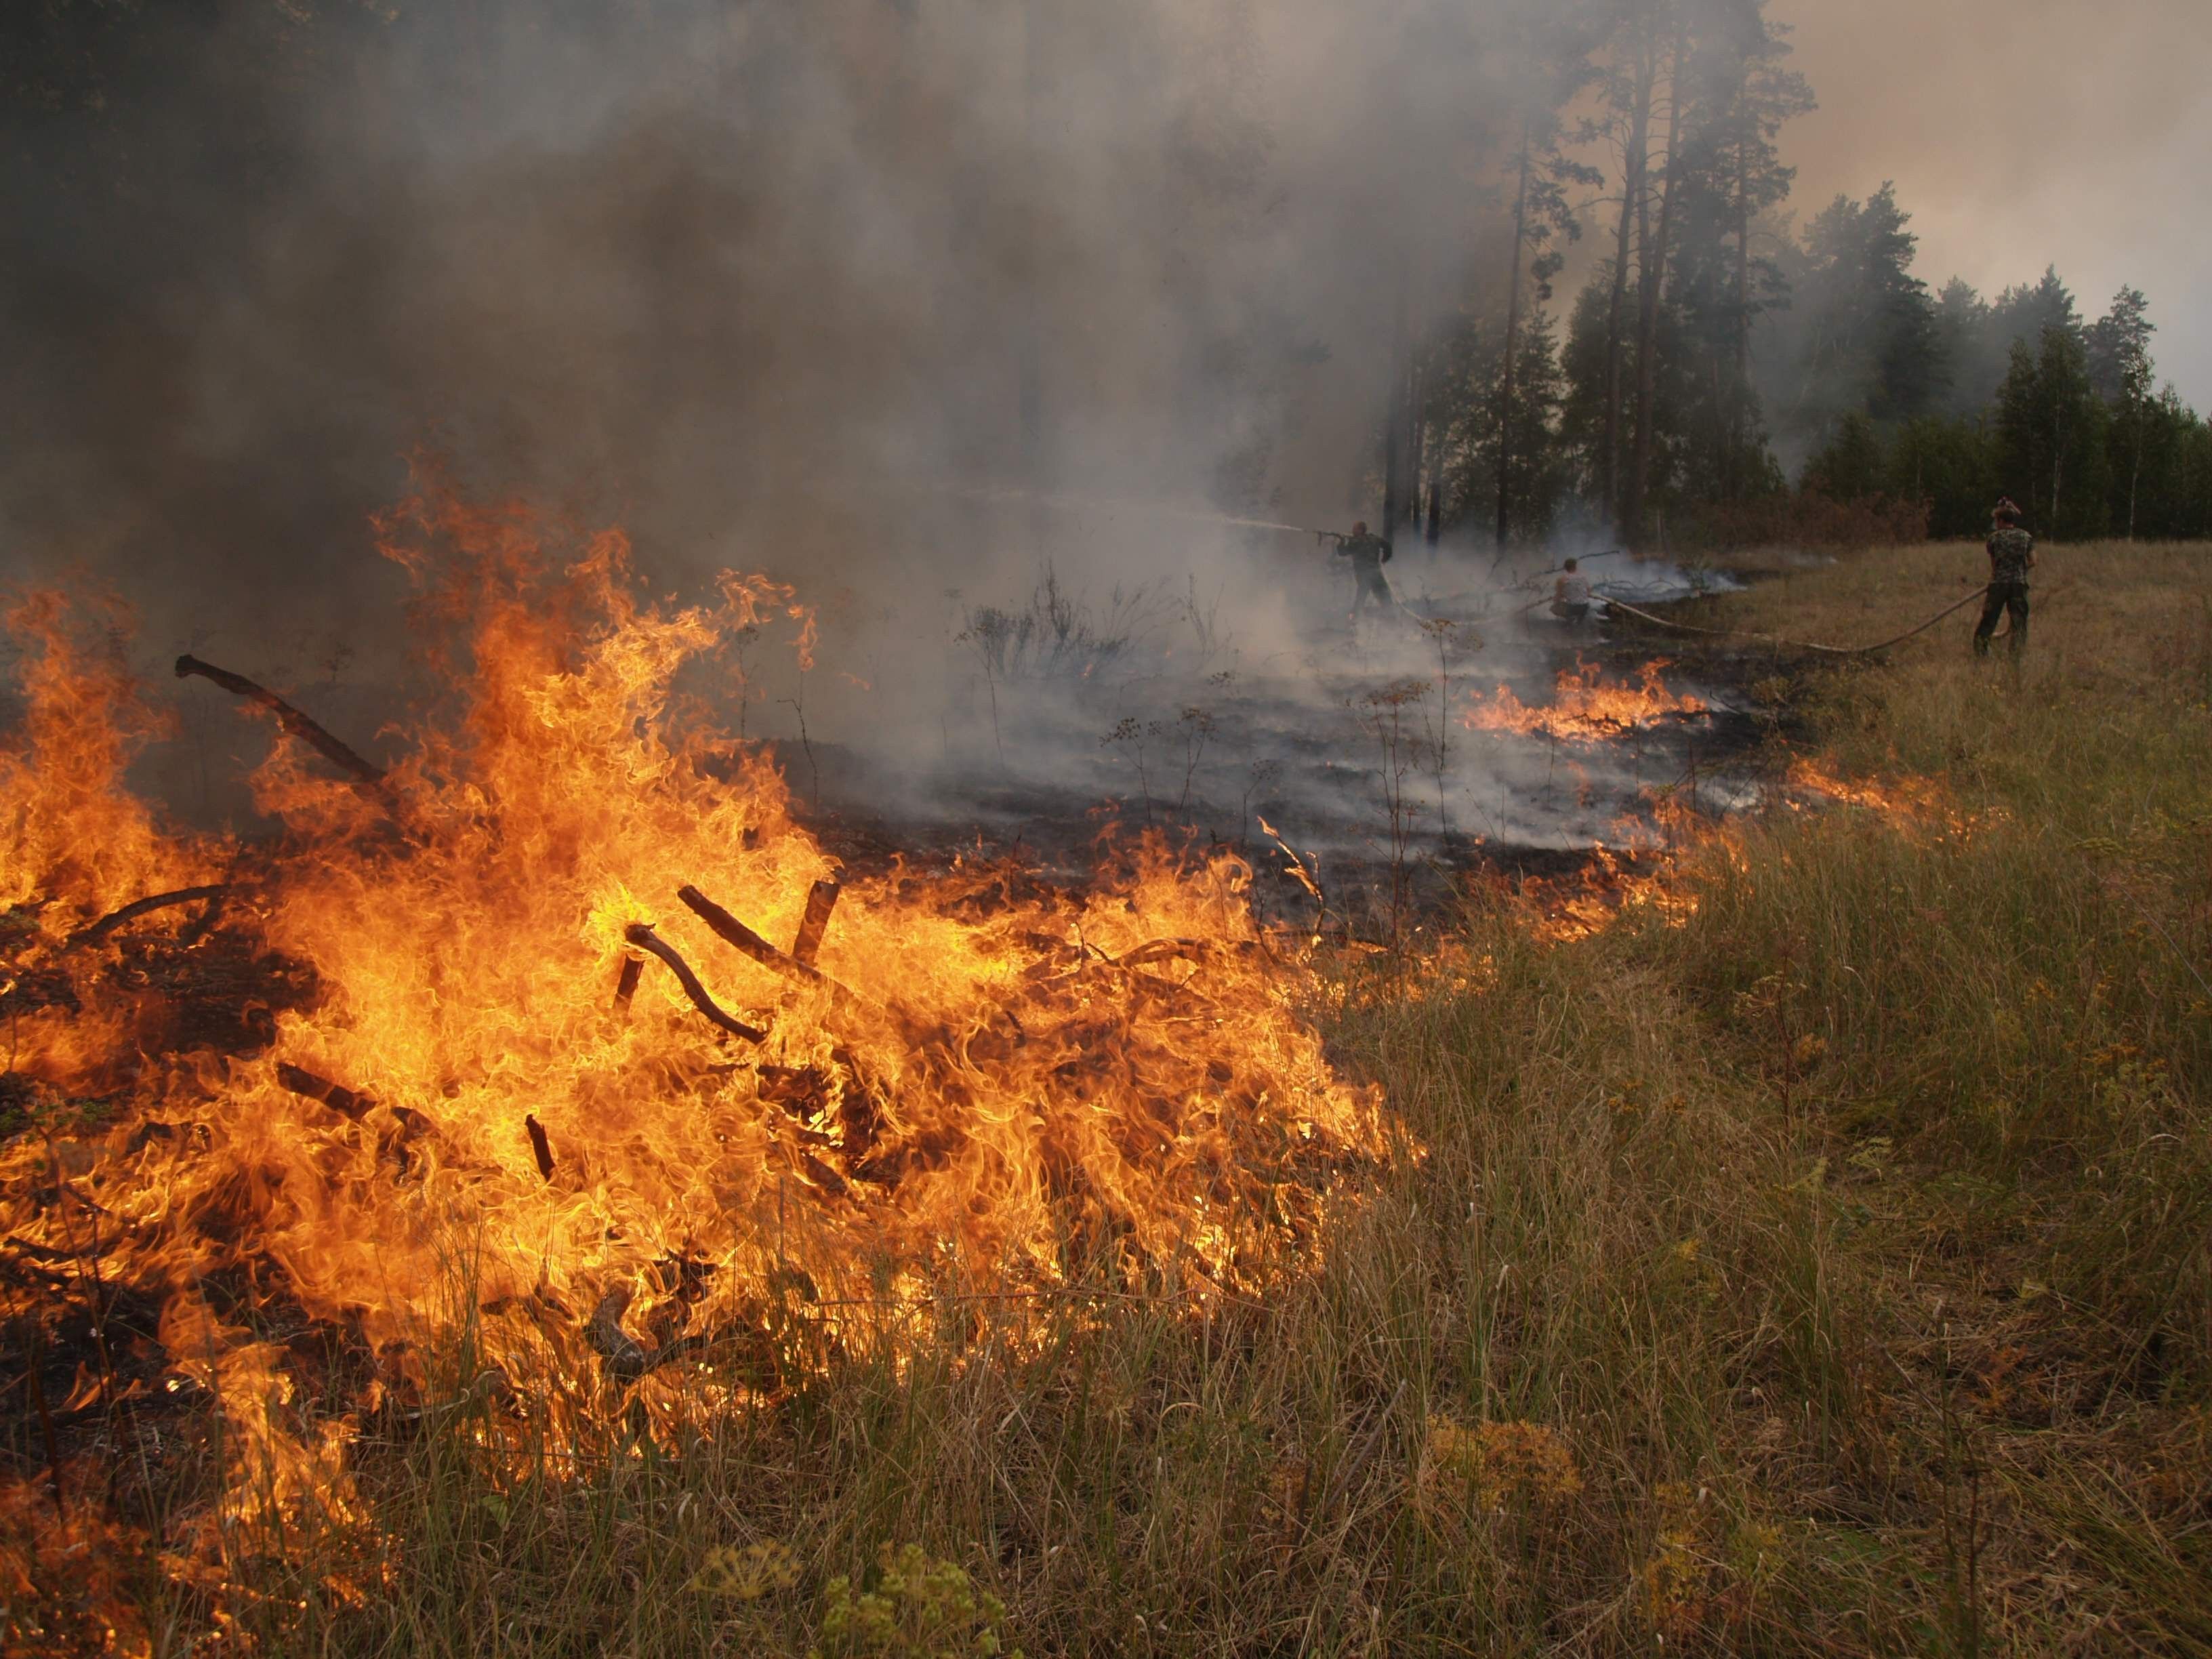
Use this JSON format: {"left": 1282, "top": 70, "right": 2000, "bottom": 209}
{"left": 14, "top": 544, "right": 2210, "bottom": 1656}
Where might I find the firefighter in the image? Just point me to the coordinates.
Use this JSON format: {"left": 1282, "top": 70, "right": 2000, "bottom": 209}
{"left": 1974, "top": 497, "right": 2035, "bottom": 657}
{"left": 1551, "top": 557, "right": 1593, "bottom": 623}
{"left": 1336, "top": 520, "right": 1395, "bottom": 619}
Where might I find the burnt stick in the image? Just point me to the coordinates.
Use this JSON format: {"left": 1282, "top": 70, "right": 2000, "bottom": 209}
{"left": 276, "top": 1062, "right": 376, "bottom": 1122}
{"left": 174, "top": 654, "right": 389, "bottom": 790}
{"left": 585, "top": 1286, "right": 651, "bottom": 1382}
{"left": 792, "top": 879, "right": 842, "bottom": 966}
{"left": 62, "top": 885, "right": 232, "bottom": 953}
{"left": 680, "top": 883, "right": 878, "bottom": 1021}
{"left": 524, "top": 1115, "right": 556, "bottom": 1182}
{"left": 676, "top": 884, "right": 819, "bottom": 981}
{"left": 613, "top": 955, "right": 644, "bottom": 1014}
{"left": 623, "top": 924, "right": 768, "bottom": 1043}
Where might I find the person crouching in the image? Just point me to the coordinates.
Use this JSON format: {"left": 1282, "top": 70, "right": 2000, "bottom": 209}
{"left": 1551, "top": 558, "right": 1593, "bottom": 623}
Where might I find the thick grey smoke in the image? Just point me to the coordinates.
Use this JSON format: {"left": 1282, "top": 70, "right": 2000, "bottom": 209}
{"left": 2, "top": 1, "right": 1583, "bottom": 848}
{"left": 7, "top": 2, "right": 1748, "bottom": 883}
{"left": 2, "top": 3, "right": 1524, "bottom": 639}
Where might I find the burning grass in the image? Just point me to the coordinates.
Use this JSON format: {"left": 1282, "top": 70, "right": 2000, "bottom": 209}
{"left": 1463, "top": 656, "right": 1710, "bottom": 745}
{"left": 1, "top": 495, "right": 1387, "bottom": 1643}
{"left": 5, "top": 535, "right": 2212, "bottom": 1655}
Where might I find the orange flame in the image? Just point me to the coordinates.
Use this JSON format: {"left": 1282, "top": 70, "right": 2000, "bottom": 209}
{"left": 0, "top": 593, "right": 207, "bottom": 930}
{"left": 1, "top": 498, "right": 1385, "bottom": 1555}
{"left": 1464, "top": 657, "right": 1708, "bottom": 744}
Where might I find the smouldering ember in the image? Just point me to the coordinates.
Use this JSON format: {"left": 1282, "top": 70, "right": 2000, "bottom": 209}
{"left": 0, "top": 495, "right": 1383, "bottom": 1546}
{"left": 1463, "top": 657, "right": 1710, "bottom": 744}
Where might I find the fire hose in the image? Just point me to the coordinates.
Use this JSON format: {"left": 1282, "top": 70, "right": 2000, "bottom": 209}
{"left": 1599, "top": 582, "right": 2053, "bottom": 658}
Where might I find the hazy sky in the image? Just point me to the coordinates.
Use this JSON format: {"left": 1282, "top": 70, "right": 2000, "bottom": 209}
{"left": 1776, "top": 0, "right": 2212, "bottom": 407}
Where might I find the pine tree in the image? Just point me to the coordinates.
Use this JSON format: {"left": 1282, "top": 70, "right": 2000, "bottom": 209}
{"left": 1664, "top": 0, "right": 1811, "bottom": 501}
{"left": 1622, "top": 7, "right": 1690, "bottom": 548}
{"left": 1491, "top": 21, "right": 1601, "bottom": 550}
{"left": 1769, "top": 185, "right": 1940, "bottom": 456}
{"left": 1931, "top": 279, "right": 2009, "bottom": 419}
{"left": 1996, "top": 327, "right": 2110, "bottom": 539}
{"left": 2087, "top": 286, "right": 2156, "bottom": 537}
{"left": 1991, "top": 267, "right": 2081, "bottom": 354}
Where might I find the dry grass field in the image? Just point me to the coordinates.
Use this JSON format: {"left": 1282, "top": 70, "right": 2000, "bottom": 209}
{"left": 8, "top": 541, "right": 2210, "bottom": 1656}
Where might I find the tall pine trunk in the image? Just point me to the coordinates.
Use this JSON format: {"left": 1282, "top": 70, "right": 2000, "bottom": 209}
{"left": 2127, "top": 398, "right": 2143, "bottom": 539}
{"left": 1730, "top": 81, "right": 1753, "bottom": 500}
{"left": 1425, "top": 394, "right": 1445, "bottom": 546}
{"left": 1601, "top": 44, "right": 1653, "bottom": 533}
{"left": 1383, "top": 276, "right": 1409, "bottom": 542}
{"left": 2050, "top": 403, "right": 2064, "bottom": 533}
{"left": 1497, "top": 127, "right": 1532, "bottom": 551}
{"left": 1625, "top": 21, "right": 1685, "bottom": 550}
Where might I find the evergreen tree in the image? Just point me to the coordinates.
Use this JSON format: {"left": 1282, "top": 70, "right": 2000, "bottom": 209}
{"left": 1990, "top": 267, "right": 2082, "bottom": 354}
{"left": 1493, "top": 106, "right": 1597, "bottom": 547}
{"left": 2087, "top": 286, "right": 2156, "bottom": 537}
{"left": 1761, "top": 183, "right": 1938, "bottom": 462}
{"left": 1931, "top": 279, "right": 2009, "bottom": 418}
{"left": 1888, "top": 414, "right": 1999, "bottom": 537}
{"left": 1460, "top": 308, "right": 1574, "bottom": 541}
{"left": 1996, "top": 327, "right": 2110, "bottom": 539}
{"left": 1801, "top": 411, "right": 1885, "bottom": 499}
{"left": 1664, "top": 0, "right": 1811, "bottom": 501}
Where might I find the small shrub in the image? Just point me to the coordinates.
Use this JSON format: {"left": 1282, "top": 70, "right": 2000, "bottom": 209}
{"left": 811, "top": 1543, "right": 1021, "bottom": 1659}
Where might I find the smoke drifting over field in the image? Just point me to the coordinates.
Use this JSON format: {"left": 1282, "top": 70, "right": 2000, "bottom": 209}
{"left": 0, "top": 3, "right": 1769, "bottom": 868}
{"left": 1, "top": 3, "right": 1525, "bottom": 647}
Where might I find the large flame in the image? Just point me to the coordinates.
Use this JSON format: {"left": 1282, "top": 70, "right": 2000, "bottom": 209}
{"left": 0, "top": 592, "right": 207, "bottom": 926}
{"left": 1464, "top": 657, "right": 1709, "bottom": 744}
{"left": 1, "top": 497, "right": 1383, "bottom": 1553}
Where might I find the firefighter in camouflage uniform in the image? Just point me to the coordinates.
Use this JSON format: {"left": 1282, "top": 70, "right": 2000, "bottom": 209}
{"left": 1975, "top": 497, "right": 2035, "bottom": 656}
{"left": 1335, "top": 520, "right": 1397, "bottom": 620}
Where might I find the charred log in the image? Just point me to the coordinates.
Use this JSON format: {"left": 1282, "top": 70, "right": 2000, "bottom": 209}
{"left": 679, "top": 883, "right": 872, "bottom": 1019}
{"left": 586, "top": 1286, "right": 651, "bottom": 1382}
{"left": 62, "top": 886, "right": 232, "bottom": 954}
{"left": 792, "top": 879, "right": 841, "bottom": 966}
{"left": 623, "top": 923, "right": 767, "bottom": 1043}
{"left": 174, "top": 654, "right": 389, "bottom": 792}
{"left": 524, "top": 1114, "right": 556, "bottom": 1182}
{"left": 276, "top": 1062, "right": 375, "bottom": 1122}
{"left": 613, "top": 954, "right": 644, "bottom": 1014}
{"left": 677, "top": 884, "right": 819, "bottom": 983}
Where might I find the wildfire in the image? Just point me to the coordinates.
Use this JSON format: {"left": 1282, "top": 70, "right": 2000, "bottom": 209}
{"left": 1465, "top": 657, "right": 1709, "bottom": 744}
{"left": 0, "top": 495, "right": 1384, "bottom": 1575}
{"left": 1781, "top": 756, "right": 1954, "bottom": 825}
{"left": 1509, "top": 840, "right": 1704, "bottom": 945}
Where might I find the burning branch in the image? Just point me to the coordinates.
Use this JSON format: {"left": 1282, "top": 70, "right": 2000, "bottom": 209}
{"left": 678, "top": 883, "right": 872, "bottom": 1019}
{"left": 173, "top": 654, "right": 390, "bottom": 794}
{"left": 612, "top": 955, "right": 644, "bottom": 1014}
{"left": 792, "top": 879, "right": 841, "bottom": 966}
{"left": 676, "top": 884, "right": 819, "bottom": 984}
{"left": 622, "top": 923, "right": 767, "bottom": 1043}
{"left": 523, "top": 1115, "right": 556, "bottom": 1182}
{"left": 275, "top": 1062, "right": 435, "bottom": 1141}
{"left": 276, "top": 1062, "right": 375, "bottom": 1122}
{"left": 62, "top": 885, "right": 231, "bottom": 954}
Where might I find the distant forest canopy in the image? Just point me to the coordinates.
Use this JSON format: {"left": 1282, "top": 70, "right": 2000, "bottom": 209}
{"left": 1391, "top": 6, "right": 2212, "bottom": 548}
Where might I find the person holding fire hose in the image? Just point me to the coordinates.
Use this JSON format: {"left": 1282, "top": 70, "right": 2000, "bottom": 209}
{"left": 1334, "top": 520, "right": 1396, "bottom": 620}
{"left": 1975, "top": 496, "right": 2035, "bottom": 657}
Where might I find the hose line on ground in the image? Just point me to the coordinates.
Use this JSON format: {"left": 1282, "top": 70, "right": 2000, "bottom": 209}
{"left": 1601, "top": 585, "right": 2007, "bottom": 658}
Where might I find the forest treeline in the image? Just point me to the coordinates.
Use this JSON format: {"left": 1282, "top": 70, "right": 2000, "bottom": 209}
{"left": 1388, "top": 2, "right": 2212, "bottom": 549}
